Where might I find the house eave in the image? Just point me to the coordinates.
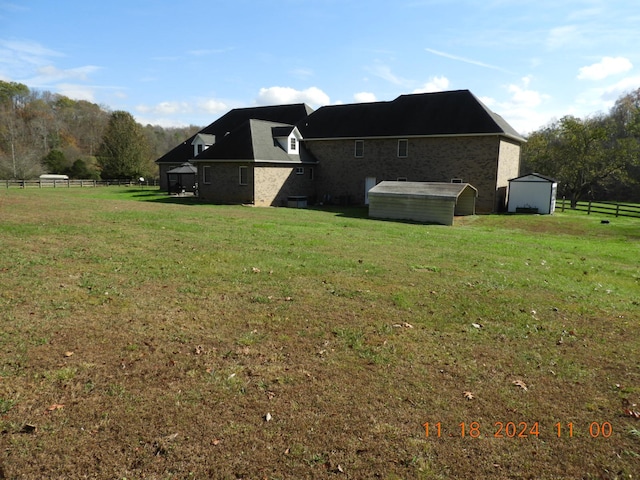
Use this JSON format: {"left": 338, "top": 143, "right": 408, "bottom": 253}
{"left": 302, "top": 132, "right": 525, "bottom": 143}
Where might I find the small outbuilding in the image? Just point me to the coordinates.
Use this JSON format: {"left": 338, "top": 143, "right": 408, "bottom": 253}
{"left": 507, "top": 173, "right": 558, "bottom": 214}
{"left": 368, "top": 181, "right": 477, "bottom": 225}
{"left": 166, "top": 162, "right": 197, "bottom": 194}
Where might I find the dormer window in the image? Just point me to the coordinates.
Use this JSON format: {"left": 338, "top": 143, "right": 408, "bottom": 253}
{"left": 290, "top": 137, "right": 297, "bottom": 151}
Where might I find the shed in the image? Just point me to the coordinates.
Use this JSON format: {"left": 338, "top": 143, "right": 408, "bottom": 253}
{"left": 507, "top": 173, "right": 558, "bottom": 214}
{"left": 166, "top": 162, "right": 197, "bottom": 194}
{"left": 368, "top": 181, "right": 477, "bottom": 225}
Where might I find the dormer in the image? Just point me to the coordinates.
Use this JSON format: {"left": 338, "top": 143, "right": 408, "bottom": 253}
{"left": 191, "top": 133, "right": 216, "bottom": 157}
{"left": 272, "top": 126, "right": 302, "bottom": 154}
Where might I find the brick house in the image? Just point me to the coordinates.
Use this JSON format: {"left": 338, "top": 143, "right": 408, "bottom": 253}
{"left": 156, "top": 90, "right": 525, "bottom": 212}
{"left": 155, "top": 104, "right": 314, "bottom": 192}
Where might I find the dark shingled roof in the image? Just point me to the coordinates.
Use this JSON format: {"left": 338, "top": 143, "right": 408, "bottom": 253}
{"left": 193, "top": 120, "right": 317, "bottom": 164}
{"left": 156, "top": 103, "right": 314, "bottom": 164}
{"left": 297, "top": 90, "right": 524, "bottom": 142}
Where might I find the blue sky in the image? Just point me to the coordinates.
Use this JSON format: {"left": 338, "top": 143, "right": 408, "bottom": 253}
{"left": 1, "top": 0, "right": 639, "bottom": 134}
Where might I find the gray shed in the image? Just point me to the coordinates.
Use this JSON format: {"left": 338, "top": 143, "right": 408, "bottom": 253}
{"left": 507, "top": 173, "right": 558, "bottom": 214}
{"left": 368, "top": 181, "right": 477, "bottom": 225}
{"left": 166, "top": 162, "right": 197, "bottom": 194}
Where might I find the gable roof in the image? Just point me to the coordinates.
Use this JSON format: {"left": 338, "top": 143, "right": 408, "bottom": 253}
{"left": 368, "top": 181, "right": 478, "bottom": 200}
{"left": 193, "top": 119, "right": 317, "bottom": 164}
{"left": 166, "top": 162, "right": 197, "bottom": 174}
{"left": 509, "top": 172, "right": 557, "bottom": 183}
{"left": 156, "top": 103, "right": 314, "bottom": 164}
{"left": 298, "top": 90, "right": 524, "bottom": 142}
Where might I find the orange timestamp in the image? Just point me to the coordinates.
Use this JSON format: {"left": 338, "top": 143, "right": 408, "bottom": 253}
{"left": 422, "top": 421, "right": 613, "bottom": 439}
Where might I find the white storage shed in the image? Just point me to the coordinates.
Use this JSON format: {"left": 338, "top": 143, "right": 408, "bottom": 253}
{"left": 368, "top": 181, "right": 477, "bottom": 226}
{"left": 507, "top": 173, "right": 558, "bottom": 214}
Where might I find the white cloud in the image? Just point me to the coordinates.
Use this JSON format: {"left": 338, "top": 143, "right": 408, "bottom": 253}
{"left": 56, "top": 84, "right": 95, "bottom": 102}
{"left": 577, "top": 56, "right": 633, "bottom": 81}
{"left": 290, "top": 68, "right": 314, "bottom": 79}
{"left": 256, "top": 86, "right": 330, "bottom": 107}
{"left": 367, "top": 64, "right": 412, "bottom": 87}
{"left": 136, "top": 101, "right": 192, "bottom": 116}
{"left": 199, "top": 99, "right": 229, "bottom": 114}
{"left": 413, "top": 76, "right": 450, "bottom": 93}
{"left": 425, "top": 48, "right": 512, "bottom": 74}
{"left": 32, "top": 64, "right": 101, "bottom": 83}
{"left": 484, "top": 78, "right": 553, "bottom": 134}
{"left": 353, "top": 92, "right": 377, "bottom": 103}
{"left": 546, "top": 25, "right": 580, "bottom": 49}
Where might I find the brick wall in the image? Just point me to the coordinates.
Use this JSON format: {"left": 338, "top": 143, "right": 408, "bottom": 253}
{"left": 305, "top": 135, "right": 519, "bottom": 212}
{"left": 198, "top": 162, "right": 254, "bottom": 204}
{"left": 254, "top": 165, "right": 316, "bottom": 206}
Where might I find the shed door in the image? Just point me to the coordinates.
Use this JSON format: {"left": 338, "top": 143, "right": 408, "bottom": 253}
{"left": 364, "top": 177, "right": 376, "bottom": 205}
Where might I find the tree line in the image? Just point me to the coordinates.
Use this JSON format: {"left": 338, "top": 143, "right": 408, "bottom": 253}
{"left": 0, "top": 81, "right": 200, "bottom": 180}
{"left": 522, "top": 88, "right": 640, "bottom": 205}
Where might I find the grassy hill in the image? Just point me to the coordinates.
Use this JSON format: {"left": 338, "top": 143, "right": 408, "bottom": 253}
{"left": 0, "top": 188, "right": 638, "bottom": 479}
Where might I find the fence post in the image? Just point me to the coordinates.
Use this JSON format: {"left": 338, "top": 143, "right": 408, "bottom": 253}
{"left": 615, "top": 204, "right": 620, "bottom": 217}
{"left": 587, "top": 201, "right": 592, "bottom": 215}
{"left": 561, "top": 197, "right": 566, "bottom": 212}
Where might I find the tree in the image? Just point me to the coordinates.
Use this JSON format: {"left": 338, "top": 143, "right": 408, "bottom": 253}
{"left": 97, "top": 111, "right": 150, "bottom": 179}
{"left": 522, "top": 114, "right": 640, "bottom": 207}
{"left": 42, "top": 149, "right": 68, "bottom": 173}
{"left": 0, "top": 81, "right": 41, "bottom": 178}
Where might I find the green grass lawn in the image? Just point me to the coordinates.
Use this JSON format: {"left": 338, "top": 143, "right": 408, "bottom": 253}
{"left": 0, "top": 187, "right": 638, "bottom": 479}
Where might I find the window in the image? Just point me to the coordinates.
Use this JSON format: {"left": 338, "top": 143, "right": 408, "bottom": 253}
{"left": 197, "top": 144, "right": 204, "bottom": 155}
{"left": 354, "top": 140, "right": 364, "bottom": 158}
{"left": 295, "top": 166, "right": 304, "bottom": 175}
{"left": 290, "top": 137, "right": 297, "bottom": 151}
{"left": 451, "top": 178, "right": 463, "bottom": 183}
{"left": 239, "top": 166, "right": 248, "bottom": 185}
{"left": 308, "top": 167, "right": 314, "bottom": 180}
{"left": 203, "top": 166, "right": 211, "bottom": 184}
{"left": 398, "top": 139, "right": 408, "bottom": 157}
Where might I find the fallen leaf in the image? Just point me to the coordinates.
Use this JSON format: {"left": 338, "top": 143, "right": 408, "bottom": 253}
{"left": 392, "top": 322, "right": 414, "bottom": 329}
{"left": 512, "top": 380, "right": 528, "bottom": 391}
{"left": 463, "top": 391, "right": 475, "bottom": 400}
{"left": 64, "top": 351, "right": 74, "bottom": 358}
{"left": 337, "top": 464, "right": 345, "bottom": 473}
{"left": 471, "top": 323, "right": 482, "bottom": 329}
{"left": 252, "top": 267, "right": 261, "bottom": 273}
{"left": 194, "top": 345, "right": 204, "bottom": 355}
{"left": 265, "top": 412, "right": 272, "bottom": 422}
{"left": 624, "top": 409, "right": 640, "bottom": 419}
{"left": 211, "top": 438, "right": 221, "bottom": 446}
{"left": 46, "top": 404, "right": 65, "bottom": 412}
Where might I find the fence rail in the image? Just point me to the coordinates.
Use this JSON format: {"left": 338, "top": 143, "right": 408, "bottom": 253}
{"left": 2, "top": 179, "right": 159, "bottom": 189}
{"left": 557, "top": 198, "right": 640, "bottom": 218}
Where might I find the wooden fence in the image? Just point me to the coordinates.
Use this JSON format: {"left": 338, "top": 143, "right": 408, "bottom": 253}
{"left": 2, "top": 179, "right": 159, "bottom": 189}
{"left": 556, "top": 198, "right": 640, "bottom": 218}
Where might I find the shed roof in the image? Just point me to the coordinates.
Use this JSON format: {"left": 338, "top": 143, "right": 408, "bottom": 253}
{"left": 298, "top": 90, "right": 524, "bottom": 142}
{"left": 509, "top": 172, "right": 558, "bottom": 183}
{"left": 368, "top": 181, "right": 478, "bottom": 200}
